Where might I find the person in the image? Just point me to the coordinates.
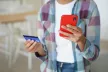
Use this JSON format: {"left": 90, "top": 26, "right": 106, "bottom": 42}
{"left": 25, "top": 0, "right": 100, "bottom": 72}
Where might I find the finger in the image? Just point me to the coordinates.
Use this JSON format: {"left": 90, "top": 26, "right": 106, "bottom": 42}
{"left": 25, "top": 39, "right": 31, "bottom": 45}
{"left": 29, "top": 43, "right": 41, "bottom": 52}
{"left": 31, "top": 43, "right": 42, "bottom": 52}
{"left": 30, "top": 45, "right": 38, "bottom": 52}
{"left": 27, "top": 42, "right": 37, "bottom": 52}
{"left": 30, "top": 47, "right": 37, "bottom": 53}
{"left": 59, "top": 30, "right": 72, "bottom": 37}
{"left": 25, "top": 40, "right": 34, "bottom": 48}
{"left": 66, "top": 24, "right": 81, "bottom": 32}
{"left": 66, "top": 35, "right": 80, "bottom": 42}
{"left": 66, "top": 25, "right": 83, "bottom": 36}
{"left": 64, "top": 34, "right": 74, "bottom": 39}
{"left": 61, "top": 25, "right": 78, "bottom": 34}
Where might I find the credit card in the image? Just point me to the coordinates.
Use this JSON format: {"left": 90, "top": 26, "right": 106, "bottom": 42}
{"left": 23, "top": 35, "right": 40, "bottom": 42}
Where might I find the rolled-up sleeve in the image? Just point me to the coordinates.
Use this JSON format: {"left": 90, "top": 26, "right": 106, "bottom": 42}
{"left": 35, "top": 10, "right": 48, "bottom": 61}
{"left": 81, "top": 4, "right": 100, "bottom": 61}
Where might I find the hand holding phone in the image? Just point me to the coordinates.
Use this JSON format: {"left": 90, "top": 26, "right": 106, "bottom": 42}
{"left": 59, "top": 15, "right": 78, "bottom": 37}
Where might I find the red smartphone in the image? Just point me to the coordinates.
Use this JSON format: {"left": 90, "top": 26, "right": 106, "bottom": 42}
{"left": 59, "top": 15, "right": 78, "bottom": 37}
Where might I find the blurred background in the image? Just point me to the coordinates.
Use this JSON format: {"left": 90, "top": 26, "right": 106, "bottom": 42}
{"left": 0, "top": 0, "right": 108, "bottom": 72}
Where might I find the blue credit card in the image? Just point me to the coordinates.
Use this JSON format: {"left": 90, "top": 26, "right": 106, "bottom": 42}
{"left": 23, "top": 35, "right": 40, "bottom": 42}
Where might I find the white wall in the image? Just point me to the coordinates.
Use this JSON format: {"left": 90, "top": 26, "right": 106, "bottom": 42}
{"left": 94, "top": 0, "right": 108, "bottom": 40}
{"left": 24, "top": 0, "right": 42, "bottom": 11}
{"left": 44, "top": 0, "right": 49, "bottom": 3}
{"left": 91, "top": 1, "right": 108, "bottom": 72}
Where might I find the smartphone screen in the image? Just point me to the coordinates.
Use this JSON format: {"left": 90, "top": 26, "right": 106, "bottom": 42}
{"left": 59, "top": 15, "right": 78, "bottom": 37}
{"left": 23, "top": 35, "right": 40, "bottom": 42}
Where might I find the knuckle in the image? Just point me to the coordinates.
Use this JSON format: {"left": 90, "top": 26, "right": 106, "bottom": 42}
{"left": 28, "top": 47, "right": 33, "bottom": 52}
{"left": 25, "top": 41, "right": 28, "bottom": 45}
{"left": 26, "top": 44, "right": 30, "bottom": 48}
{"left": 30, "top": 41, "right": 33, "bottom": 44}
{"left": 29, "top": 45, "right": 34, "bottom": 49}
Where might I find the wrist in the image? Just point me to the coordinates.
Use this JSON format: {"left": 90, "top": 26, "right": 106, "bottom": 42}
{"left": 38, "top": 51, "right": 46, "bottom": 56}
{"left": 77, "top": 35, "right": 86, "bottom": 51}
{"left": 77, "top": 35, "right": 86, "bottom": 43}
{"left": 37, "top": 44, "right": 46, "bottom": 56}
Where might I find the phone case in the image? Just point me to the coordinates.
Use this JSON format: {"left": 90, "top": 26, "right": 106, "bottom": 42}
{"left": 59, "top": 15, "right": 78, "bottom": 37}
{"left": 23, "top": 35, "right": 40, "bottom": 42}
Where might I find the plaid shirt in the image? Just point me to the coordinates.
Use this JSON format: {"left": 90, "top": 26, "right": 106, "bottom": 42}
{"left": 35, "top": 0, "right": 100, "bottom": 72}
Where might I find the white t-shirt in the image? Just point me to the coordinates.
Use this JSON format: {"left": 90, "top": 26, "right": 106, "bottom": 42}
{"left": 55, "top": 0, "right": 76, "bottom": 63}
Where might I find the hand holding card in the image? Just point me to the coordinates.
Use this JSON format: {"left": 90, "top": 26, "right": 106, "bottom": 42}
{"left": 24, "top": 35, "right": 46, "bottom": 56}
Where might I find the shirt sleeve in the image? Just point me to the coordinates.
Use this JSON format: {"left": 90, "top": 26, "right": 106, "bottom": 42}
{"left": 80, "top": 4, "right": 100, "bottom": 61}
{"left": 34, "top": 9, "right": 48, "bottom": 61}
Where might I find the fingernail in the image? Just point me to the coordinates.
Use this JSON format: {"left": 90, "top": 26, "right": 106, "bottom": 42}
{"left": 61, "top": 25, "right": 64, "bottom": 28}
{"left": 27, "top": 39, "right": 30, "bottom": 41}
{"left": 34, "top": 42, "right": 37, "bottom": 44}
{"left": 30, "top": 40, "right": 33, "bottom": 42}
{"left": 67, "top": 25, "right": 70, "bottom": 27}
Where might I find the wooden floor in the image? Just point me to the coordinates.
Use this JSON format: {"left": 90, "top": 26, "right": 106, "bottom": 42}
{"left": 0, "top": 53, "right": 41, "bottom": 72}
{"left": 0, "top": 40, "right": 108, "bottom": 72}
{"left": 91, "top": 40, "right": 108, "bottom": 72}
